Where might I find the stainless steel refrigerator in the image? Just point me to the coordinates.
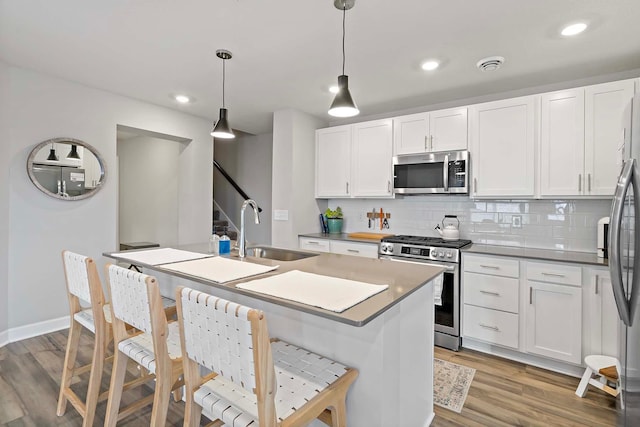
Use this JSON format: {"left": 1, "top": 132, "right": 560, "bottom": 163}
{"left": 31, "top": 164, "right": 85, "bottom": 197}
{"left": 610, "top": 92, "right": 640, "bottom": 424}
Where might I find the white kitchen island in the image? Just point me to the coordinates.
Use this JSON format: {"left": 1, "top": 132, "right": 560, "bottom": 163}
{"left": 105, "top": 245, "right": 442, "bottom": 427}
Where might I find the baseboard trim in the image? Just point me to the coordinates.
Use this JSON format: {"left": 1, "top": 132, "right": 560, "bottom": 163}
{"left": 0, "top": 330, "right": 8, "bottom": 348}
{"left": 425, "top": 411, "right": 435, "bottom": 427}
{"left": 5, "top": 315, "right": 70, "bottom": 345}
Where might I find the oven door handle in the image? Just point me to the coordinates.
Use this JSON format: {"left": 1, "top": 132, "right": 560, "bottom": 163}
{"left": 380, "top": 256, "right": 456, "bottom": 271}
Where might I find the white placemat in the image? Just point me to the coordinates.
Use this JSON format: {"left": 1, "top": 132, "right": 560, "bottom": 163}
{"left": 160, "top": 256, "right": 279, "bottom": 283}
{"left": 236, "top": 270, "right": 389, "bottom": 312}
{"left": 110, "top": 248, "right": 212, "bottom": 265}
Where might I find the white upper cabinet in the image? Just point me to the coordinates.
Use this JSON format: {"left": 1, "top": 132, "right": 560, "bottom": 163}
{"left": 316, "top": 120, "right": 393, "bottom": 198}
{"left": 540, "top": 89, "right": 585, "bottom": 196}
{"left": 540, "top": 80, "right": 634, "bottom": 197}
{"left": 393, "top": 112, "right": 429, "bottom": 155}
{"left": 470, "top": 96, "right": 537, "bottom": 198}
{"left": 393, "top": 107, "right": 468, "bottom": 155}
{"left": 585, "top": 80, "right": 635, "bottom": 196}
{"left": 315, "top": 125, "right": 352, "bottom": 198}
{"left": 351, "top": 119, "right": 393, "bottom": 197}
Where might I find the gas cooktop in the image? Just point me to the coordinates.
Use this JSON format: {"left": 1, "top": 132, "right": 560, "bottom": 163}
{"left": 381, "top": 235, "right": 472, "bottom": 249}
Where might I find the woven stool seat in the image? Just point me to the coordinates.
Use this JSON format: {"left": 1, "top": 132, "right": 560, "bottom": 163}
{"left": 118, "top": 321, "right": 182, "bottom": 373}
{"left": 177, "top": 286, "right": 358, "bottom": 427}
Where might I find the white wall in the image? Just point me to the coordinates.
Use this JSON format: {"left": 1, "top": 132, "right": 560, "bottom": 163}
{"left": 0, "top": 61, "right": 10, "bottom": 343}
{"left": 118, "top": 135, "right": 183, "bottom": 247}
{"left": 4, "top": 65, "right": 212, "bottom": 337}
{"left": 271, "top": 109, "right": 327, "bottom": 249}
{"left": 214, "top": 131, "right": 273, "bottom": 245}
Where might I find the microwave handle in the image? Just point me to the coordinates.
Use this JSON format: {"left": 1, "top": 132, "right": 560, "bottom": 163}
{"left": 443, "top": 154, "right": 449, "bottom": 191}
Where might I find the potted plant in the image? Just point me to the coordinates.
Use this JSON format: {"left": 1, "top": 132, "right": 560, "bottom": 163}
{"left": 324, "top": 207, "right": 344, "bottom": 234}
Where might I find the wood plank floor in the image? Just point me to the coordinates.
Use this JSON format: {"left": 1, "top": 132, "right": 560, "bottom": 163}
{"left": 0, "top": 330, "right": 621, "bottom": 426}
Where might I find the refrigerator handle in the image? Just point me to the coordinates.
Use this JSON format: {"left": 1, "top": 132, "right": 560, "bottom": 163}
{"left": 609, "top": 159, "right": 635, "bottom": 326}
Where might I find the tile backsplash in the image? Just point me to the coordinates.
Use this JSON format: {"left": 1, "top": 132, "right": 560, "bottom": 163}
{"left": 328, "top": 196, "right": 611, "bottom": 253}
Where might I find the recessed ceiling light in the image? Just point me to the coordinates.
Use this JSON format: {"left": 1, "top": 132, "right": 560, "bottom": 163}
{"left": 421, "top": 60, "right": 440, "bottom": 71}
{"left": 329, "top": 85, "right": 339, "bottom": 94}
{"left": 174, "top": 94, "right": 191, "bottom": 104}
{"left": 561, "top": 22, "right": 587, "bottom": 36}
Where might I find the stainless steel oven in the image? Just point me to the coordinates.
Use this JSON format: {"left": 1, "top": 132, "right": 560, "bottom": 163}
{"left": 379, "top": 235, "right": 471, "bottom": 351}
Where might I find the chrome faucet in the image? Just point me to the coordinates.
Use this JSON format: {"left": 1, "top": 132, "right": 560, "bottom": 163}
{"left": 239, "top": 199, "right": 260, "bottom": 258}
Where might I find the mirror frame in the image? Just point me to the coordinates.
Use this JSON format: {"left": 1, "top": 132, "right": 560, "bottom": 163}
{"left": 26, "top": 137, "right": 108, "bottom": 201}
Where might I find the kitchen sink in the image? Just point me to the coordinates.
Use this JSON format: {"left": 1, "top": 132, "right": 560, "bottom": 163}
{"left": 244, "top": 246, "right": 319, "bottom": 261}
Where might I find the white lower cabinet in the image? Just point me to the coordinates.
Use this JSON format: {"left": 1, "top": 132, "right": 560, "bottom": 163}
{"left": 583, "top": 268, "right": 619, "bottom": 358}
{"left": 298, "top": 237, "right": 378, "bottom": 259}
{"left": 462, "top": 254, "right": 520, "bottom": 350}
{"left": 524, "top": 262, "right": 582, "bottom": 364}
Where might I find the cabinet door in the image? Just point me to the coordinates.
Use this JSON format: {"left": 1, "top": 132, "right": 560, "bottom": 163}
{"left": 351, "top": 119, "right": 394, "bottom": 197}
{"left": 298, "top": 237, "right": 331, "bottom": 253}
{"left": 430, "top": 107, "right": 468, "bottom": 152}
{"left": 585, "top": 80, "right": 635, "bottom": 195}
{"left": 540, "top": 89, "right": 585, "bottom": 196}
{"left": 316, "top": 125, "right": 352, "bottom": 198}
{"left": 584, "top": 269, "right": 619, "bottom": 358}
{"left": 330, "top": 240, "right": 379, "bottom": 258}
{"left": 469, "top": 96, "right": 536, "bottom": 197}
{"left": 393, "top": 113, "right": 429, "bottom": 155}
{"left": 525, "top": 281, "right": 582, "bottom": 364}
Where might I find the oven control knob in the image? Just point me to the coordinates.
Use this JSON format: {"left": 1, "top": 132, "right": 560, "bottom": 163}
{"left": 446, "top": 251, "right": 452, "bottom": 258}
{"left": 438, "top": 251, "right": 444, "bottom": 257}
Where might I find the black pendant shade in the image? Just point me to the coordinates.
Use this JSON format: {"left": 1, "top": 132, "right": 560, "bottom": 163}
{"left": 66, "top": 144, "right": 81, "bottom": 159}
{"left": 47, "top": 148, "right": 58, "bottom": 161}
{"left": 211, "top": 108, "right": 235, "bottom": 139}
{"left": 328, "top": 75, "right": 359, "bottom": 117}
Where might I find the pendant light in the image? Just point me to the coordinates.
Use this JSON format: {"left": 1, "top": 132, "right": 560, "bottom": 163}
{"left": 328, "top": 0, "right": 359, "bottom": 118}
{"left": 66, "top": 144, "right": 81, "bottom": 159}
{"left": 47, "top": 142, "right": 59, "bottom": 161}
{"left": 211, "top": 49, "right": 236, "bottom": 139}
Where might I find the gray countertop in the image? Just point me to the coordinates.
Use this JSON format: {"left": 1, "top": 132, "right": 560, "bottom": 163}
{"left": 462, "top": 244, "right": 608, "bottom": 267}
{"left": 104, "top": 243, "right": 443, "bottom": 327}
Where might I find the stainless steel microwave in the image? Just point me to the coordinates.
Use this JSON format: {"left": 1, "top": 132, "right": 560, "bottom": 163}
{"left": 393, "top": 150, "right": 469, "bottom": 194}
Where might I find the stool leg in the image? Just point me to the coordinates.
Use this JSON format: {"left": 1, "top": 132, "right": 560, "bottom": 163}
{"left": 104, "top": 350, "right": 128, "bottom": 427}
{"left": 575, "top": 367, "right": 594, "bottom": 398}
{"left": 82, "top": 330, "right": 107, "bottom": 427}
{"left": 57, "top": 320, "right": 82, "bottom": 416}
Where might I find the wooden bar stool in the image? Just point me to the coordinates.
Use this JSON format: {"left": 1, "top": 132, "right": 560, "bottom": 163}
{"left": 104, "top": 263, "right": 184, "bottom": 427}
{"left": 57, "top": 251, "right": 112, "bottom": 427}
{"left": 176, "top": 286, "right": 359, "bottom": 427}
{"left": 575, "top": 355, "right": 623, "bottom": 405}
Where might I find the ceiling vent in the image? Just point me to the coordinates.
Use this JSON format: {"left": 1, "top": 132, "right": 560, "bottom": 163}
{"left": 476, "top": 56, "right": 505, "bottom": 72}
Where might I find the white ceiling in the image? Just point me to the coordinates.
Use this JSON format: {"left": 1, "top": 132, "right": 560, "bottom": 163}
{"left": 2, "top": 0, "right": 640, "bottom": 135}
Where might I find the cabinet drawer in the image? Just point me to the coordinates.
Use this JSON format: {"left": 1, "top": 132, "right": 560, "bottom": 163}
{"left": 330, "top": 240, "right": 379, "bottom": 259}
{"left": 463, "top": 272, "right": 519, "bottom": 313}
{"left": 526, "top": 261, "right": 581, "bottom": 286}
{"left": 298, "top": 237, "right": 331, "bottom": 253}
{"left": 463, "top": 254, "right": 519, "bottom": 278}
{"left": 463, "top": 304, "right": 519, "bottom": 349}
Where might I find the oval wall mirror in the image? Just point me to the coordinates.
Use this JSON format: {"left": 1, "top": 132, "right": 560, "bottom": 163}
{"left": 27, "top": 137, "right": 107, "bottom": 201}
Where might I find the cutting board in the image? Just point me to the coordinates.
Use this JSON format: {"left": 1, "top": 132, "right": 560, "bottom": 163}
{"left": 347, "top": 232, "right": 394, "bottom": 241}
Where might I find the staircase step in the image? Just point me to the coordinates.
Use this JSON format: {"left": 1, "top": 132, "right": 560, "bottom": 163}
{"left": 213, "top": 220, "right": 228, "bottom": 227}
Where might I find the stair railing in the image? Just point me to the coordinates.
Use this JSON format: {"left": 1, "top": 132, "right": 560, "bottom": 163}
{"left": 213, "top": 160, "right": 263, "bottom": 213}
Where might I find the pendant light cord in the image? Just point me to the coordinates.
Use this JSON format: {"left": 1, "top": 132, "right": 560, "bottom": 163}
{"left": 221, "top": 58, "right": 226, "bottom": 108}
{"left": 341, "top": 4, "right": 346, "bottom": 75}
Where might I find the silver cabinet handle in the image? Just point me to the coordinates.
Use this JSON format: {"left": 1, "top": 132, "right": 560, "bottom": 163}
{"left": 307, "top": 241, "right": 320, "bottom": 245}
{"left": 388, "top": 180, "right": 391, "bottom": 193}
{"left": 479, "top": 264, "right": 500, "bottom": 270}
{"left": 579, "top": 174, "right": 582, "bottom": 192}
{"left": 347, "top": 249, "right": 360, "bottom": 253}
{"left": 542, "top": 272, "right": 565, "bottom": 278}
{"left": 424, "top": 135, "right": 428, "bottom": 151}
{"left": 595, "top": 274, "right": 599, "bottom": 295}
{"left": 443, "top": 154, "right": 449, "bottom": 191}
{"left": 479, "top": 323, "right": 500, "bottom": 331}
{"left": 430, "top": 135, "right": 434, "bottom": 151}
{"left": 588, "top": 173, "right": 592, "bottom": 192}
{"left": 474, "top": 177, "right": 478, "bottom": 195}
{"left": 346, "top": 182, "right": 349, "bottom": 194}
{"left": 480, "top": 290, "right": 500, "bottom": 296}
{"left": 529, "top": 286, "right": 533, "bottom": 304}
